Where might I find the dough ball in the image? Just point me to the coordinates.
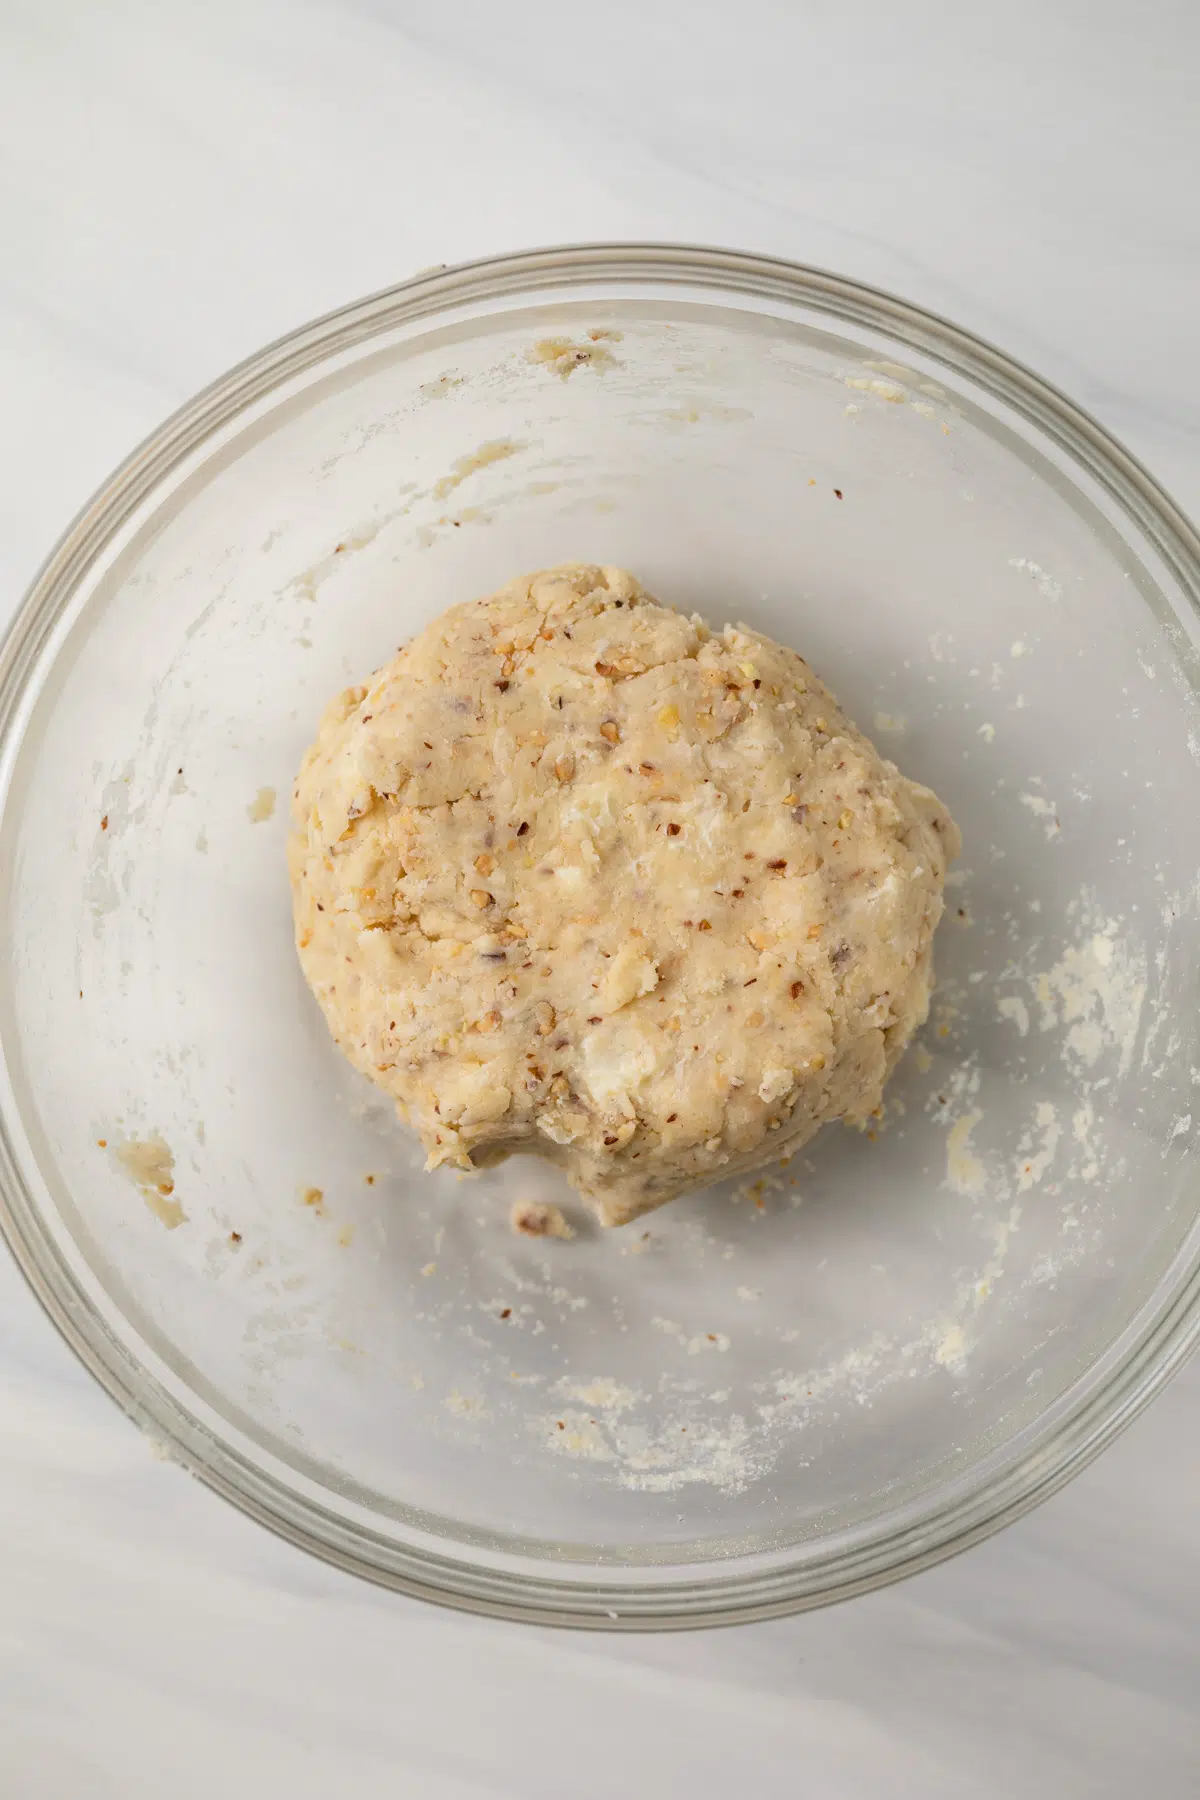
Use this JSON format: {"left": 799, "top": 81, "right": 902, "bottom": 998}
{"left": 289, "top": 565, "right": 960, "bottom": 1226}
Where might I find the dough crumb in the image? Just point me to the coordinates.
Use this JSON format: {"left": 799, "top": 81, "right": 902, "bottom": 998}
{"left": 510, "top": 1200, "right": 576, "bottom": 1240}
{"left": 247, "top": 786, "right": 276, "bottom": 823}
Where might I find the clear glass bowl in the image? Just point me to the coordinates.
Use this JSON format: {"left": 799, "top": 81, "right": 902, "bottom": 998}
{"left": 0, "top": 246, "right": 1197, "bottom": 1628}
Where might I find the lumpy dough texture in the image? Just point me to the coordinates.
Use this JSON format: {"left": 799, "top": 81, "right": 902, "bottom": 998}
{"left": 290, "top": 565, "right": 960, "bottom": 1226}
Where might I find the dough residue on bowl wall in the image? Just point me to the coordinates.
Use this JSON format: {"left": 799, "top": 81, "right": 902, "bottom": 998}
{"left": 109, "top": 1132, "right": 186, "bottom": 1229}
{"left": 432, "top": 438, "right": 523, "bottom": 500}
{"left": 527, "top": 330, "right": 622, "bottom": 379}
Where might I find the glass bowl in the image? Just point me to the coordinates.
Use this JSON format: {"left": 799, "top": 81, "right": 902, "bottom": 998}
{"left": 0, "top": 245, "right": 1197, "bottom": 1629}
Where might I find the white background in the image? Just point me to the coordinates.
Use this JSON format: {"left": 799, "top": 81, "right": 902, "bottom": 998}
{"left": 1, "top": 2, "right": 1197, "bottom": 1794}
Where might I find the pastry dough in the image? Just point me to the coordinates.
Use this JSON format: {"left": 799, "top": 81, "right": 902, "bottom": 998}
{"left": 289, "top": 565, "right": 959, "bottom": 1225}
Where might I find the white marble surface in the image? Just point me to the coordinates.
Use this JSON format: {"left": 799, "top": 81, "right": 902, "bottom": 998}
{"left": 1, "top": 2, "right": 1198, "bottom": 1793}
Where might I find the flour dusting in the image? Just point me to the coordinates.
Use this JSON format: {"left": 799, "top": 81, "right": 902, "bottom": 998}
{"left": 997, "top": 995, "right": 1030, "bottom": 1036}
{"left": 1033, "top": 904, "right": 1147, "bottom": 1077}
{"left": 1020, "top": 792, "right": 1061, "bottom": 839}
{"left": 945, "top": 1109, "right": 985, "bottom": 1195}
{"left": 1008, "top": 558, "right": 1063, "bottom": 602}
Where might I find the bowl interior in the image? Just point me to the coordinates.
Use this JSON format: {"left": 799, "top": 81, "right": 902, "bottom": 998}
{"left": 1, "top": 261, "right": 1198, "bottom": 1601}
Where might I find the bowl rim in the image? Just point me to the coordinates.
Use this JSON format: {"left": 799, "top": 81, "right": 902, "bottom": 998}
{"left": 0, "top": 240, "right": 1197, "bottom": 1629}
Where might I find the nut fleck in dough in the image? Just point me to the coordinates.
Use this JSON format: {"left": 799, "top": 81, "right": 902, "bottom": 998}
{"left": 290, "top": 565, "right": 960, "bottom": 1227}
